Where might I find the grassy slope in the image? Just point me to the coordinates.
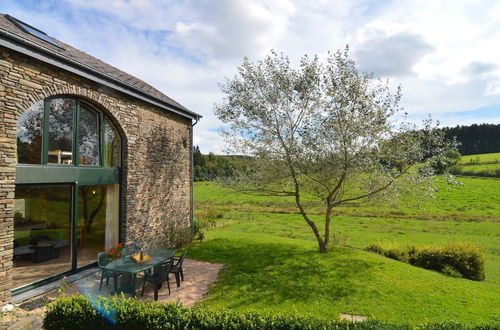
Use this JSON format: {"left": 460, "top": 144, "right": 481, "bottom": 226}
{"left": 195, "top": 176, "right": 500, "bottom": 220}
{"left": 454, "top": 153, "right": 500, "bottom": 176}
{"left": 458, "top": 152, "right": 500, "bottom": 164}
{"left": 190, "top": 177, "right": 500, "bottom": 325}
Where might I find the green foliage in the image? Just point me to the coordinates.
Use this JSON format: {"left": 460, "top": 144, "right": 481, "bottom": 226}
{"left": 193, "top": 146, "right": 252, "bottom": 181}
{"left": 164, "top": 225, "right": 192, "bottom": 250}
{"left": 44, "top": 295, "right": 412, "bottom": 330}
{"left": 214, "top": 48, "right": 456, "bottom": 252}
{"left": 430, "top": 150, "right": 461, "bottom": 174}
{"left": 365, "top": 241, "right": 413, "bottom": 262}
{"left": 450, "top": 165, "right": 500, "bottom": 178}
{"left": 43, "top": 295, "right": 107, "bottom": 329}
{"left": 366, "top": 242, "right": 486, "bottom": 281}
{"left": 43, "top": 295, "right": 499, "bottom": 329}
{"left": 444, "top": 123, "right": 500, "bottom": 155}
{"left": 411, "top": 242, "right": 486, "bottom": 281}
{"left": 193, "top": 208, "right": 222, "bottom": 241}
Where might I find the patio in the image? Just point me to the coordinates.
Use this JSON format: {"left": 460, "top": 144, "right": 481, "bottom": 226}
{"left": 1, "top": 259, "right": 224, "bottom": 329}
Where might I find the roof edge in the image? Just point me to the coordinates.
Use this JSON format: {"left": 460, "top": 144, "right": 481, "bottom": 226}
{"left": 0, "top": 28, "right": 202, "bottom": 121}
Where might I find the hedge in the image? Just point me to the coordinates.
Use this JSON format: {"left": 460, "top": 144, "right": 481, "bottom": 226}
{"left": 365, "top": 242, "right": 485, "bottom": 281}
{"left": 449, "top": 166, "right": 500, "bottom": 178}
{"left": 43, "top": 296, "right": 498, "bottom": 330}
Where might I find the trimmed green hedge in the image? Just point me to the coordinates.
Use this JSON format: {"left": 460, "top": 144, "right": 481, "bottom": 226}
{"left": 449, "top": 166, "right": 500, "bottom": 178}
{"left": 365, "top": 241, "right": 485, "bottom": 281}
{"left": 44, "top": 296, "right": 497, "bottom": 330}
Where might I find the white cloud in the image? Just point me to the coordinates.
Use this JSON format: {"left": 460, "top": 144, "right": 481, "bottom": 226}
{"left": 354, "top": 28, "right": 433, "bottom": 77}
{"left": 2, "top": 0, "right": 499, "bottom": 153}
{"left": 485, "top": 80, "right": 500, "bottom": 96}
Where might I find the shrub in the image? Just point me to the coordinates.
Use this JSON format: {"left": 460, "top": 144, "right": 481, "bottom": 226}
{"left": 366, "top": 242, "right": 485, "bottom": 281}
{"left": 410, "top": 242, "right": 485, "bottom": 281}
{"left": 45, "top": 295, "right": 407, "bottom": 330}
{"left": 365, "top": 241, "right": 411, "bottom": 262}
{"left": 193, "top": 208, "right": 220, "bottom": 241}
{"left": 164, "top": 226, "right": 192, "bottom": 250}
{"left": 192, "top": 219, "right": 209, "bottom": 241}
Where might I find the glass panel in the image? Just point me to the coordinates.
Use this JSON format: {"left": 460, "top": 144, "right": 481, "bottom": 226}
{"left": 79, "top": 105, "right": 99, "bottom": 165}
{"left": 11, "top": 17, "right": 61, "bottom": 48}
{"left": 13, "top": 185, "right": 72, "bottom": 288}
{"left": 77, "top": 184, "right": 118, "bottom": 267}
{"left": 103, "top": 118, "right": 121, "bottom": 167}
{"left": 48, "top": 99, "right": 74, "bottom": 164}
{"left": 17, "top": 100, "right": 44, "bottom": 164}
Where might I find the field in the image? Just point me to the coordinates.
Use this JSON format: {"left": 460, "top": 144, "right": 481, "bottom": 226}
{"left": 454, "top": 152, "right": 500, "bottom": 177}
{"left": 458, "top": 152, "right": 500, "bottom": 165}
{"left": 189, "top": 176, "right": 500, "bottom": 325}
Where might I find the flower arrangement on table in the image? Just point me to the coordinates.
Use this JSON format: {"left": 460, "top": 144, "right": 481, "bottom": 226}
{"left": 107, "top": 243, "right": 123, "bottom": 260}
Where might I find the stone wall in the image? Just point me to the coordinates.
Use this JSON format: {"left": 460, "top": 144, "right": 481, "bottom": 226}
{"left": 0, "top": 47, "right": 193, "bottom": 304}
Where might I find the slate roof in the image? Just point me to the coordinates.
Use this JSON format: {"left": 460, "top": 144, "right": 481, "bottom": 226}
{"left": 0, "top": 14, "right": 200, "bottom": 120}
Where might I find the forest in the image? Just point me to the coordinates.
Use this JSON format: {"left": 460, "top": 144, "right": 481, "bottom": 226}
{"left": 444, "top": 123, "right": 500, "bottom": 155}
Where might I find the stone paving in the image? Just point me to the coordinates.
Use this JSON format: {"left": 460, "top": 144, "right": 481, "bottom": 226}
{"left": 0, "top": 259, "right": 224, "bottom": 329}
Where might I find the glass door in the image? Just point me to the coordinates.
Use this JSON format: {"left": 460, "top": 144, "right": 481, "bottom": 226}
{"left": 13, "top": 185, "right": 73, "bottom": 288}
{"left": 77, "top": 184, "right": 119, "bottom": 268}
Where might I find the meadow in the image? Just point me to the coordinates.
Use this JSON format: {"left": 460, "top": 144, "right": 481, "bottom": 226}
{"left": 458, "top": 152, "right": 500, "bottom": 165}
{"left": 453, "top": 152, "right": 500, "bottom": 177}
{"left": 189, "top": 175, "right": 500, "bottom": 325}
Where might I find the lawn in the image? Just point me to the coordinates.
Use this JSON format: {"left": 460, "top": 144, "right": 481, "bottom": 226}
{"left": 190, "top": 177, "right": 500, "bottom": 325}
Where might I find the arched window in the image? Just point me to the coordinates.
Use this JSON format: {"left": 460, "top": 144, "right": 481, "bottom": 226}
{"left": 13, "top": 96, "right": 122, "bottom": 292}
{"left": 17, "top": 97, "right": 121, "bottom": 167}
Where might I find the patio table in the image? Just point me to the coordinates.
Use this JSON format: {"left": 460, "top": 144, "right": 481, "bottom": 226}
{"left": 103, "top": 248, "right": 175, "bottom": 296}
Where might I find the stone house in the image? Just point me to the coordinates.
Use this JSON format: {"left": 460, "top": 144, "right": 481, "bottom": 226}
{"left": 0, "top": 14, "right": 201, "bottom": 305}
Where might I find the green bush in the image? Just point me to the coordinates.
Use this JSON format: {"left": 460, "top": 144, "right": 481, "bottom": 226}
{"left": 45, "top": 295, "right": 405, "bottom": 330}
{"left": 193, "top": 208, "right": 220, "bottom": 241}
{"left": 44, "top": 296, "right": 499, "bottom": 329}
{"left": 366, "top": 242, "right": 485, "bottom": 281}
{"left": 410, "top": 242, "right": 485, "bottom": 281}
{"left": 365, "top": 241, "right": 411, "bottom": 262}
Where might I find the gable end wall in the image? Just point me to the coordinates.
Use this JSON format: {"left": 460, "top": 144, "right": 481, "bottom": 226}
{"left": 0, "top": 47, "right": 193, "bottom": 304}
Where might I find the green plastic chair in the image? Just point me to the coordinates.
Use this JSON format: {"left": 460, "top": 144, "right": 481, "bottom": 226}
{"left": 169, "top": 249, "right": 187, "bottom": 287}
{"left": 141, "top": 261, "right": 172, "bottom": 300}
{"left": 97, "top": 252, "right": 119, "bottom": 291}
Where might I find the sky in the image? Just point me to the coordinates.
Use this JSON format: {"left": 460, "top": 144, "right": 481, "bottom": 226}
{"left": 1, "top": 0, "right": 499, "bottom": 153}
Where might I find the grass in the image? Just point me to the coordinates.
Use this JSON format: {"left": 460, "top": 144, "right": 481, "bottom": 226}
{"left": 457, "top": 163, "right": 500, "bottom": 172}
{"left": 195, "top": 176, "right": 500, "bottom": 220}
{"left": 458, "top": 152, "right": 500, "bottom": 165}
{"left": 453, "top": 152, "right": 500, "bottom": 177}
{"left": 190, "top": 176, "right": 500, "bottom": 325}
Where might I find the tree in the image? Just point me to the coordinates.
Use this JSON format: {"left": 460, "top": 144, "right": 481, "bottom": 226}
{"left": 215, "top": 48, "right": 455, "bottom": 252}
{"left": 79, "top": 185, "right": 106, "bottom": 233}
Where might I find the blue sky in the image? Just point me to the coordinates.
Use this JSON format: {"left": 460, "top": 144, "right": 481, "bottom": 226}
{"left": 1, "top": 0, "right": 499, "bottom": 153}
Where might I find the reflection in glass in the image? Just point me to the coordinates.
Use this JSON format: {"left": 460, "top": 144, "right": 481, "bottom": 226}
{"left": 17, "top": 100, "right": 44, "bottom": 164}
{"left": 48, "top": 98, "right": 74, "bottom": 164}
{"left": 79, "top": 105, "right": 99, "bottom": 165}
{"left": 103, "top": 118, "right": 121, "bottom": 167}
{"left": 13, "top": 185, "right": 72, "bottom": 288}
{"left": 77, "top": 184, "right": 119, "bottom": 267}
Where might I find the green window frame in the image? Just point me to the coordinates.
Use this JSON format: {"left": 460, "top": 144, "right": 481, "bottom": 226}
{"left": 16, "top": 96, "right": 121, "bottom": 185}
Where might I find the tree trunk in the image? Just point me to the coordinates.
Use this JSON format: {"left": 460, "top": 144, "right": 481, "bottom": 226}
{"left": 321, "top": 204, "right": 334, "bottom": 252}
{"left": 317, "top": 240, "right": 328, "bottom": 252}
